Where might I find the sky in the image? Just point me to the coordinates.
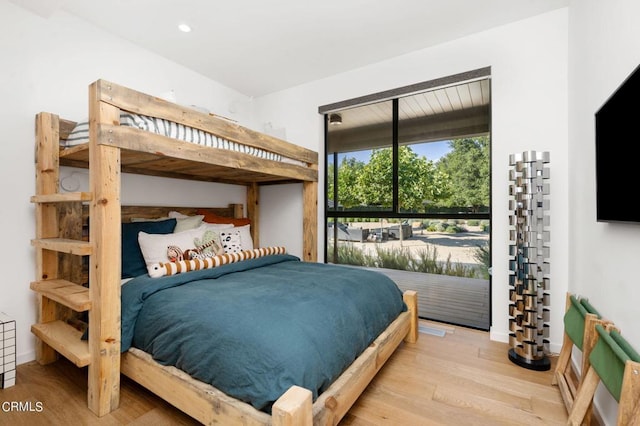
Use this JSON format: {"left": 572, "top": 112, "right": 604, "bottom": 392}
{"left": 339, "top": 140, "right": 452, "bottom": 163}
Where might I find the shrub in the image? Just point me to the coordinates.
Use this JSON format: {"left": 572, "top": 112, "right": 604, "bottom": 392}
{"left": 435, "top": 222, "right": 449, "bottom": 232}
{"left": 329, "top": 243, "right": 368, "bottom": 266}
{"left": 441, "top": 254, "right": 478, "bottom": 278}
{"left": 473, "top": 242, "right": 491, "bottom": 279}
{"left": 374, "top": 246, "right": 411, "bottom": 270}
{"left": 444, "top": 224, "right": 465, "bottom": 233}
{"left": 328, "top": 241, "right": 483, "bottom": 279}
{"left": 410, "top": 246, "right": 443, "bottom": 274}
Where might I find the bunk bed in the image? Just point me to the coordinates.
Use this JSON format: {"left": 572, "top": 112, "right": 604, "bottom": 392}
{"left": 31, "top": 79, "right": 418, "bottom": 425}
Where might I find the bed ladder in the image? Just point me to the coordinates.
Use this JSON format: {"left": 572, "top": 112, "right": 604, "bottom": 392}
{"left": 30, "top": 113, "right": 93, "bottom": 368}
{"left": 32, "top": 108, "right": 122, "bottom": 417}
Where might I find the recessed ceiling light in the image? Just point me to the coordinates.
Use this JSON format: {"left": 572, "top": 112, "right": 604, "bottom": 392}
{"left": 178, "top": 23, "right": 192, "bottom": 33}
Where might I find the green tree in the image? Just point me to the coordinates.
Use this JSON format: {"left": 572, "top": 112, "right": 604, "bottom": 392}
{"left": 437, "top": 136, "right": 490, "bottom": 211}
{"left": 356, "top": 146, "right": 448, "bottom": 210}
{"left": 337, "top": 157, "right": 365, "bottom": 208}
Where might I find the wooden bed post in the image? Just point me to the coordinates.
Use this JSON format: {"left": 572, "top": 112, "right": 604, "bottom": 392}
{"left": 272, "top": 386, "right": 313, "bottom": 426}
{"left": 87, "top": 81, "right": 122, "bottom": 416}
{"left": 33, "top": 113, "right": 61, "bottom": 365}
{"left": 403, "top": 290, "right": 419, "bottom": 344}
{"left": 302, "top": 180, "right": 317, "bottom": 262}
{"left": 247, "top": 182, "right": 259, "bottom": 248}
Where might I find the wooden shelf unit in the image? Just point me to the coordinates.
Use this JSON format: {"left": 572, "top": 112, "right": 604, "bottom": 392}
{"left": 30, "top": 280, "right": 91, "bottom": 312}
{"left": 31, "top": 112, "right": 93, "bottom": 373}
{"left": 31, "top": 320, "right": 90, "bottom": 367}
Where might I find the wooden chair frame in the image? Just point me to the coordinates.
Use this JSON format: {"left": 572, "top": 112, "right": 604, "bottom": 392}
{"left": 553, "top": 293, "right": 608, "bottom": 419}
{"left": 568, "top": 324, "right": 640, "bottom": 426}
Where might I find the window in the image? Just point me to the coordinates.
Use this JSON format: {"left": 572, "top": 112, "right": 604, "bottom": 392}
{"left": 322, "top": 70, "right": 491, "bottom": 276}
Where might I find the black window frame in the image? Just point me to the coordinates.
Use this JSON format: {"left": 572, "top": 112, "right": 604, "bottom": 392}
{"left": 320, "top": 68, "right": 492, "bottom": 264}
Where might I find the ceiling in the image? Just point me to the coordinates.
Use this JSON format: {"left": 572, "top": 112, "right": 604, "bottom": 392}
{"left": 13, "top": 0, "right": 569, "bottom": 97}
{"left": 327, "top": 78, "right": 491, "bottom": 152}
{"left": 330, "top": 79, "right": 490, "bottom": 131}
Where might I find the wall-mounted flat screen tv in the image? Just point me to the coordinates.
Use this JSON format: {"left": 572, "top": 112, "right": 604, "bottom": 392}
{"left": 595, "top": 63, "right": 640, "bottom": 223}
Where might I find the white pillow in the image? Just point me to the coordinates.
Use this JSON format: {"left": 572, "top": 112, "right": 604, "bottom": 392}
{"left": 202, "top": 223, "right": 253, "bottom": 250}
{"left": 131, "top": 215, "right": 204, "bottom": 232}
{"left": 235, "top": 224, "right": 254, "bottom": 250}
{"left": 173, "top": 215, "right": 204, "bottom": 232}
{"left": 168, "top": 210, "right": 190, "bottom": 219}
{"left": 138, "top": 225, "right": 208, "bottom": 273}
{"left": 202, "top": 222, "right": 234, "bottom": 229}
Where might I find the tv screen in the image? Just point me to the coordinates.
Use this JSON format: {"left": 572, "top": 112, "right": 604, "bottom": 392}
{"left": 595, "top": 63, "right": 640, "bottom": 223}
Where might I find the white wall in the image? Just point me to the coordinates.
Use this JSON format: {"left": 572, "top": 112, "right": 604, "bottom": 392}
{"left": 0, "top": 0, "right": 576, "bottom": 380}
{"left": 0, "top": 0, "right": 252, "bottom": 364}
{"left": 254, "top": 9, "right": 570, "bottom": 353}
{"left": 6, "top": 1, "right": 635, "bottom": 423}
{"left": 568, "top": 0, "right": 640, "bottom": 423}
{"left": 5, "top": 1, "right": 637, "bottom": 422}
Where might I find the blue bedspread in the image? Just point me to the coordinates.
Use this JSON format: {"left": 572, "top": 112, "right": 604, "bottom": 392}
{"left": 121, "top": 254, "right": 405, "bottom": 412}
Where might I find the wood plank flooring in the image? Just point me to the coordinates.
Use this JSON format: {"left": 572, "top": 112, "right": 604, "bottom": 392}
{"left": 0, "top": 321, "right": 569, "bottom": 425}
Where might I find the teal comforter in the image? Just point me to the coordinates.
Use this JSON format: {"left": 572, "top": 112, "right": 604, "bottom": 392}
{"left": 121, "top": 254, "right": 405, "bottom": 412}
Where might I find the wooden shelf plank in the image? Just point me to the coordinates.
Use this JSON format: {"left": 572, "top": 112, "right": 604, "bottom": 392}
{"left": 30, "top": 192, "right": 93, "bottom": 203}
{"left": 31, "top": 320, "right": 90, "bottom": 367}
{"left": 31, "top": 238, "right": 93, "bottom": 256}
{"left": 30, "top": 279, "right": 91, "bottom": 312}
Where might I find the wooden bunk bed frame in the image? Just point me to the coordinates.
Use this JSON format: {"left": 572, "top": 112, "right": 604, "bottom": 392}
{"left": 31, "top": 79, "right": 418, "bottom": 425}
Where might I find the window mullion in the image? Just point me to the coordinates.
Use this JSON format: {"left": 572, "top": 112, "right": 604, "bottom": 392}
{"left": 392, "top": 99, "right": 399, "bottom": 214}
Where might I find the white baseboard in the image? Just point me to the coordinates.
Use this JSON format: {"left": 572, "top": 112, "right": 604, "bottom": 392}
{"left": 17, "top": 350, "right": 35, "bottom": 366}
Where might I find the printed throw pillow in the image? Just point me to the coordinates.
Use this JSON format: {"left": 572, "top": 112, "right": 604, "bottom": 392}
{"left": 193, "top": 229, "right": 224, "bottom": 259}
{"left": 219, "top": 229, "right": 243, "bottom": 254}
{"left": 202, "top": 223, "right": 253, "bottom": 251}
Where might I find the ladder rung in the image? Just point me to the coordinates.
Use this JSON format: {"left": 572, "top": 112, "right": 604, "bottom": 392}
{"left": 31, "top": 238, "right": 93, "bottom": 255}
{"left": 31, "top": 279, "right": 91, "bottom": 312}
{"left": 31, "top": 320, "right": 90, "bottom": 367}
{"left": 30, "top": 192, "right": 93, "bottom": 203}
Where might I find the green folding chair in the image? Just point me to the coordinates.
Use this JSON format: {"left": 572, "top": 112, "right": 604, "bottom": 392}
{"left": 553, "top": 293, "right": 607, "bottom": 419}
{"left": 568, "top": 323, "right": 640, "bottom": 425}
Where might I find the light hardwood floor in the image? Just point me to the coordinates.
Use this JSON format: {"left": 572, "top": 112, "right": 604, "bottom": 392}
{"left": 0, "top": 321, "right": 570, "bottom": 425}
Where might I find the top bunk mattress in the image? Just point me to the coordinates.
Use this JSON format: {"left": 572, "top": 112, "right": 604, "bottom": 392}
{"left": 63, "top": 113, "right": 302, "bottom": 165}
